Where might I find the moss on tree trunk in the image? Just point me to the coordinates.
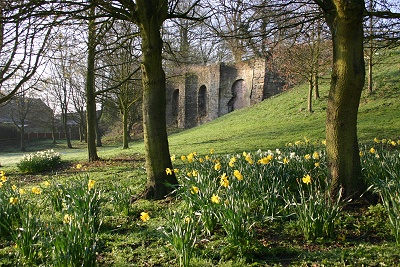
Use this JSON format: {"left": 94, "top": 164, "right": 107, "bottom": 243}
{"left": 137, "top": 0, "right": 178, "bottom": 199}
{"left": 324, "top": 0, "right": 367, "bottom": 199}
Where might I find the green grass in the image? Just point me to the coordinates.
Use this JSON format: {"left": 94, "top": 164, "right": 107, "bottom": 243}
{"left": 0, "top": 49, "right": 400, "bottom": 266}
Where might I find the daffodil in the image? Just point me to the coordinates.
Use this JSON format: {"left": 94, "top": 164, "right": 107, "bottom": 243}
{"left": 302, "top": 174, "right": 311, "bottom": 184}
{"left": 187, "top": 153, "right": 194, "bottom": 163}
{"left": 12, "top": 185, "right": 17, "bottom": 191}
{"left": 211, "top": 194, "right": 220, "bottom": 204}
{"left": 43, "top": 181, "right": 51, "bottom": 187}
{"left": 9, "top": 197, "right": 18, "bottom": 205}
{"left": 314, "top": 162, "right": 320, "bottom": 167}
{"left": 88, "top": 179, "right": 96, "bottom": 190}
{"left": 1, "top": 175, "right": 7, "bottom": 182}
{"left": 233, "top": 170, "right": 243, "bottom": 181}
{"left": 304, "top": 154, "right": 311, "bottom": 160}
{"left": 63, "top": 214, "right": 73, "bottom": 224}
{"left": 312, "top": 152, "right": 320, "bottom": 160}
{"left": 140, "top": 212, "right": 150, "bottom": 222}
{"left": 190, "top": 186, "right": 199, "bottom": 194}
{"left": 214, "top": 162, "right": 221, "bottom": 171}
{"left": 170, "top": 155, "right": 176, "bottom": 161}
{"left": 229, "top": 157, "right": 236, "bottom": 167}
{"left": 359, "top": 151, "right": 363, "bottom": 157}
{"left": 370, "top": 147, "right": 376, "bottom": 154}
{"left": 181, "top": 155, "right": 187, "bottom": 161}
{"left": 245, "top": 155, "right": 253, "bottom": 164}
{"left": 220, "top": 173, "right": 229, "bottom": 188}
{"left": 76, "top": 164, "right": 82, "bottom": 169}
{"left": 19, "top": 188, "right": 25, "bottom": 195}
{"left": 31, "top": 187, "right": 42, "bottom": 195}
{"left": 258, "top": 157, "right": 270, "bottom": 165}
{"left": 374, "top": 137, "right": 380, "bottom": 143}
{"left": 165, "top": 168, "right": 173, "bottom": 175}
{"left": 192, "top": 170, "right": 198, "bottom": 176}
{"left": 0, "top": 182, "right": 3, "bottom": 188}
{"left": 283, "top": 157, "right": 289, "bottom": 164}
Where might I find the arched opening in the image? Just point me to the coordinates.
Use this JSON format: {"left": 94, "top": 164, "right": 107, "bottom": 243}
{"left": 172, "top": 89, "right": 179, "bottom": 117}
{"left": 228, "top": 79, "right": 249, "bottom": 112}
{"left": 198, "top": 85, "right": 207, "bottom": 117}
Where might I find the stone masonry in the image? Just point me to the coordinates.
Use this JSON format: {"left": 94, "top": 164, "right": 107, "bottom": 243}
{"left": 166, "top": 58, "right": 284, "bottom": 129}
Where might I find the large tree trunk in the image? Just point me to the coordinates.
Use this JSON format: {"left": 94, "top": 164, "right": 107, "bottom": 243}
{"left": 86, "top": 4, "right": 99, "bottom": 162}
{"left": 324, "top": 0, "right": 367, "bottom": 199}
{"left": 137, "top": 0, "right": 178, "bottom": 200}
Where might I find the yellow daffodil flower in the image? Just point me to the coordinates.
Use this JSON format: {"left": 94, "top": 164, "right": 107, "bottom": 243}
{"left": 211, "top": 194, "right": 221, "bottom": 204}
{"left": 9, "top": 197, "right": 18, "bottom": 205}
{"left": 140, "top": 212, "right": 150, "bottom": 222}
{"left": 190, "top": 186, "right": 199, "bottom": 194}
{"left": 165, "top": 168, "right": 173, "bottom": 175}
{"left": 214, "top": 162, "right": 221, "bottom": 171}
{"left": 258, "top": 157, "right": 270, "bottom": 165}
{"left": 302, "top": 174, "right": 311, "bottom": 184}
{"left": 370, "top": 147, "right": 376, "bottom": 154}
{"left": 233, "top": 170, "right": 243, "bottom": 181}
{"left": 63, "top": 214, "right": 73, "bottom": 224}
{"left": 31, "top": 187, "right": 42, "bottom": 195}
{"left": 88, "top": 179, "right": 96, "bottom": 191}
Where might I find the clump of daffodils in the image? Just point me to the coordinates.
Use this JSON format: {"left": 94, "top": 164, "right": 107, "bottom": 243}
{"left": 17, "top": 149, "right": 61, "bottom": 173}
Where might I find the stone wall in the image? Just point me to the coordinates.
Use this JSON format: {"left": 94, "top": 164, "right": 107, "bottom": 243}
{"left": 166, "top": 58, "right": 284, "bottom": 129}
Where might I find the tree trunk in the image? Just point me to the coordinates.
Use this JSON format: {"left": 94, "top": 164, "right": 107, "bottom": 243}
{"left": 314, "top": 73, "right": 320, "bottom": 99}
{"left": 62, "top": 112, "right": 73, "bottom": 148}
{"left": 367, "top": 53, "right": 373, "bottom": 94}
{"left": 122, "top": 109, "right": 129, "bottom": 149}
{"left": 137, "top": 0, "right": 178, "bottom": 200}
{"left": 86, "top": 4, "right": 99, "bottom": 162}
{"left": 324, "top": 1, "right": 367, "bottom": 199}
{"left": 96, "top": 108, "right": 103, "bottom": 147}
{"left": 20, "top": 124, "right": 25, "bottom": 152}
{"left": 308, "top": 79, "right": 313, "bottom": 112}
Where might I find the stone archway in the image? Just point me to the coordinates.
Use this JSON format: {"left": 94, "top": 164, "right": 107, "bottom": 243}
{"left": 228, "top": 79, "right": 249, "bottom": 112}
{"left": 198, "top": 85, "right": 207, "bottom": 117}
{"left": 172, "top": 89, "right": 179, "bottom": 117}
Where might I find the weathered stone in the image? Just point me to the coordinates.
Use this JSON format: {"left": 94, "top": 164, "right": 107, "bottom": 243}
{"left": 166, "top": 58, "right": 284, "bottom": 129}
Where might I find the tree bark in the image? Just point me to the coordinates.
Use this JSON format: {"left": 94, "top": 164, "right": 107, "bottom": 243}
{"left": 137, "top": 0, "right": 178, "bottom": 199}
{"left": 122, "top": 109, "right": 129, "bottom": 149}
{"left": 86, "top": 3, "right": 99, "bottom": 162}
{"left": 308, "top": 79, "right": 313, "bottom": 112}
{"left": 322, "top": 0, "right": 367, "bottom": 199}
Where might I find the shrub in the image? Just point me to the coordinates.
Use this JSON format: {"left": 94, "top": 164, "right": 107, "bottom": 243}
{"left": 17, "top": 149, "right": 61, "bottom": 173}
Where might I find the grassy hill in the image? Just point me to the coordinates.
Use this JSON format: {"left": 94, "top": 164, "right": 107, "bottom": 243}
{"left": 1, "top": 50, "right": 399, "bottom": 165}
{"left": 159, "top": 49, "right": 400, "bottom": 157}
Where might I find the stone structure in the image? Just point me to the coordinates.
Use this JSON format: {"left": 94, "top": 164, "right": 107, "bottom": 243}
{"left": 166, "top": 58, "right": 284, "bottom": 129}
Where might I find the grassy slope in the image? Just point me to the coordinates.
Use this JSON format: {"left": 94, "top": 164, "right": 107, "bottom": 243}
{"left": 1, "top": 50, "right": 399, "bottom": 165}
{"left": 132, "top": 49, "right": 400, "bottom": 157}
